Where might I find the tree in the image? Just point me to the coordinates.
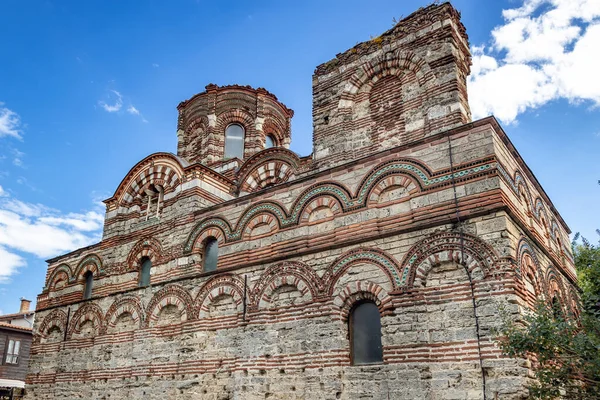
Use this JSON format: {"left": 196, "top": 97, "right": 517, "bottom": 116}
{"left": 498, "top": 232, "right": 600, "bottom": 399}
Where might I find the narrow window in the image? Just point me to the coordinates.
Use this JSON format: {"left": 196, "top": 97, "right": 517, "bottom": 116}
{"left": 552, "top": 296, "right": 562, "bottom": 319}
{"left": 203, "top": 237, "right": 219, "bottom": 273}
{"left": 144, "top": 184, "right": 164, "bottom": 221}
{"left": 83, "top": 271, "right": 94, "bottom": 300}
{"left": 349, "top": 301, "right": 383, "bottom": 365}
{"left": 225, "top": 124, "right": 245, "bottom": 159}
{"left": 5, "top": 339, "right": 21, "bottom": 364}
{"left": 139, "top": 257, "right": 152, "bottom": 287}
{"left": 265, "top": 135, "right": 275, "bottom": 149}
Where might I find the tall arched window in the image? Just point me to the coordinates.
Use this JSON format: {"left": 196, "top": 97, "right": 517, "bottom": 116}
{"left": 139, "top": 257, "right": 152, "bottom": 287}
{"left": 83, "top": 271, "right": 94, "bottom": 300}
{"left": 203, "top": 237, "right": 218, "bottom": 273}
{"left": 225, "top": 124, "right": 245, "bottom": 159}
{"left": 144, "top": 184, "right": 164, "bottom": 221}
{"left": 551, "top": 296, "right": 562, "bottom": 319}
{"left": 349, "top": 301, "right": 383, "bottom": 365}
{"left": 265, "top": 135, "right": 275, "bottom": 149}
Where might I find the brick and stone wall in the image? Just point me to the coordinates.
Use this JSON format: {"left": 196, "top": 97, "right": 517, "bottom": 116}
{"left": 26, "top": 3, "right": 578, "bottom": 400}
{"left": 311, "top": 3, "right": 471, "bottom": 170}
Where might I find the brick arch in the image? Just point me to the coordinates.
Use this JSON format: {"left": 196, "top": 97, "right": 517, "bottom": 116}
{"left": 550, "top": 219, "right": 561, "bottom": 242}
{"left": 332, "top": 281, "right": 393, "bottom": 322}
{"left": 233, "top": 201, "right": 287, "bottom": 240}
{"left": 36, "top": 309, "right": 68, "bottom": 343}
{"left": 513, "top": 171, "right": 535, "bottom": 216}
{"left": 45, "top": 264, "right": 72, "bottom": 291}
{"left": 365, "top": 174, "right": 419, "bottom": 206}
{"left": 516, "top": 237, "right": 547, "bottom": 294}
{"left": 567, "top": 286, "right": 581, "bottom": 318}
{"left": 521, "top": 254, "right": 543, "bottom": 299}
{"left": 298, "top": 195, "right": 343, "bottom": 224}
{"left": 105, "top": 296, "right": 144, "bottom": 332}
{"left": 67, "top": 302, "right": 105, "bottom": 339}
{"left": 239, "top": 160, "right": 296, "bottom": 193}
{"left": 401, "top": 232, "right": 500, "bottom": 288}
{"left": 191, "top": 227, "right": 227, "bottom": 255}
{"left": 108, "top": 153, "right": 185, "bottom": 210}
{"left": 534, "top": 198, "right": 550, "bottom": 227}
{"left": 126, "top": 237, "right": 162, "bottom": 273}
{"left": 183, "top": 217, "right": 233, "bottom": 254}
{"left": 216, "top": 109, "right": 256, "bottom": 159}
{"left": 241, "top": 213, "right": 279, "bottom": 240}
{"left": 237, "top": 148, "right": 301, "bottom": 183}
{"left": 183, "top": 116, "right": 209, "bottom": 136}
{"left": 262, "top": 117, "right": 288, "bottom": 147}
{"left": 251, "top": 261, "right": 322, "bottom": 310}
{"left": 355, "top": 159, "right": 431, "bottom": 206}
{"left": 145, "top": 284, "right": 195, "bottom": 327}
{"left": 216, "top": 109, "right": 255, "bottom": 133}
{"left": 339, "top": 50, "right": 435, "bottom": 108}
{"left": 179, "top": 116, "right": 209, "bottom": 158}
{"left": 73, "top": 254, "right": 103, "bottom": 282}
{"left": 288, "top": 182, "right": 353, "bottom": 224}
{"left": 324, "top": 248, "right": 403, "bottom": 294}
{"left": 545, "top": 266, "right": 567, "bottom": 302}
{"left": 194, "top": 274, "right": 245, "bottom": 318}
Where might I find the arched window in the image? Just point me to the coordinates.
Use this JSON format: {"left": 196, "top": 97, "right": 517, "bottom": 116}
{"left": 83, "top": 271, "right": 94, "bottom": 300}
{"left": 225, "top": 124, "right": 245, "bottom": 159}
{"left": 203, "top": 237, "right": 218, "bottom": 273}
{"left": 265, "top": 135, "right": 275, "bottom": 149}
{"left": 144, "top": 184, "right": 164, "bottom": 221}
{"left": 139, "top": 257, "right": 152, "bottom": 287}
{"left": 551, "top": 296, "right": 562, "bottom": 319}
{"left": 349, "top": 301, "right": 383, "bottom": 365}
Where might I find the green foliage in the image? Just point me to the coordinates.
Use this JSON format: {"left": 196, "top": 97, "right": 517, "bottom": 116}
{"left": 498, "top": 233, "right": 600, "bottom": 399}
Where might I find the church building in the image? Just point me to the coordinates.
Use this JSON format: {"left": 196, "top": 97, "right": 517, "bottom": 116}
{"left": 26, "top": 3, "right": 578, "bottom": 399}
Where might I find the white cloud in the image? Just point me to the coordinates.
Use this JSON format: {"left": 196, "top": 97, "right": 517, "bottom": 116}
{"left": 98, "top": 89, "right": 147, "bottom": 122}
{"left": 12, "top": 148, "right": 24, "bottom": 167}
{"left": 152, "top": 63, "right": 159, "bottom": 68}
{"left": 0, "top": 103, "right": 23, "bottom": 139}
{"left": 468, "top": 0, "right": 600, "bottom": 124}
{"left": 0, "top": 191, "right": 104, "bottom": 283}
{"left": 99, "top": 90, "right": 123, "bottom": 113}
{"left": 0, "top": 246, "right": 26, "bottom": 284}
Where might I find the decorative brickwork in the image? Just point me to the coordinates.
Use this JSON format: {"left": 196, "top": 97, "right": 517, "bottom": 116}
{"left": 104, "top": 296, "right": 144, "bottom": 333}
{"left": 27, "top": 3, "right": 579, "bottom": 400}
{"left": 66, "top": 302, "right": 105, "bottom": 339}
{"left": 125, "top": 237, "right": 162, "bottom": 273}
{"left": 177, "top": 84, "right": 294, "bottom": 167}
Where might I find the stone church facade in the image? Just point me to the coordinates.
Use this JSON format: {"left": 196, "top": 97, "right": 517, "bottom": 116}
{"left": 26, "top": 3, "right": 578, "bottom": 399}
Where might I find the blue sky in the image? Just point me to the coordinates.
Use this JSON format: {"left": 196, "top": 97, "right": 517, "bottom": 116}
{"left": 0, "top": 0, "right": 599, "bottom": 314}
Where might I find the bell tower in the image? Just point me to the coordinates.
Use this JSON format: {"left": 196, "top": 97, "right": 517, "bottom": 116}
{"left": 311, "top": 3, "right": 472, "bottom": 168}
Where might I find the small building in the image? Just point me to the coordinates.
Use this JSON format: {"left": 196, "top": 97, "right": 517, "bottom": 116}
{"left": 0, "top": 300, "right": 34, "bottom": 330}
{"left": 0, "top": 300, "right": 33, "bottom": 400}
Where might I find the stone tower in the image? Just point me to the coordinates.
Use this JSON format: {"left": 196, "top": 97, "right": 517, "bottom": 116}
{"left": 312, "top": 4, "right": 471, "bottom": 168}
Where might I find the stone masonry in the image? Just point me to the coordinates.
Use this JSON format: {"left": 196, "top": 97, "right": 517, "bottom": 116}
{"left": 26, "top": 3, "right": 578, "bottom": 400}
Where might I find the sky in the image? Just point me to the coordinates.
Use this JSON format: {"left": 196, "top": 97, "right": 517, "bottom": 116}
{"left": 0, "top": 0, "right": 599, "bottom": 314}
